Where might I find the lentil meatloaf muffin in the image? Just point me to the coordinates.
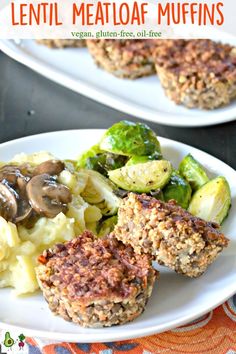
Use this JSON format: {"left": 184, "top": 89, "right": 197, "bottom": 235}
{"left": 154, "top": 39, "right": 236, "bottom": 109}
{"left": 37, "top": 39, "right": 86, "bottom": 48}
{"left": 113, "top": 193, "right": 229, "bottom": 278}
{"left": 36, "top": 230, "right": 157, "bottom": 327}
{"left": 86, "top": 39, "right": 160, "bottom": 79}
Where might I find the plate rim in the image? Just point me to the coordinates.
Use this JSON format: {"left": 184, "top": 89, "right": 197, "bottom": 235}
{"left": 1, "top": 286, "right": 236, "bottom": 342}
{"left": 0, "top": 129, "right": 235, "bottom": 342}
{"left": 1, "top": 39, "right": 236, "bottom": 128}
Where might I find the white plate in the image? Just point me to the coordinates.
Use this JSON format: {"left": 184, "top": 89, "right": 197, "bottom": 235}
{"left": 0, "top": 129, "right": 236, "bottom": 342}
{"left": 0, "top": 35, "right": 236, "bottom": 127}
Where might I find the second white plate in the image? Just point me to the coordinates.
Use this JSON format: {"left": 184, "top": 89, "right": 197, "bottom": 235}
{"left": 0, "top": 33, "right": 236, "bottom": 127}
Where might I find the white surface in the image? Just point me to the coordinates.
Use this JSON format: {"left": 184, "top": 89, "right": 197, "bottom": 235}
{"left": 0, "top": 129, "right": 235, "bottom": 342}
{"left": 0, "top": 36, "right": 236, "bottom": 127}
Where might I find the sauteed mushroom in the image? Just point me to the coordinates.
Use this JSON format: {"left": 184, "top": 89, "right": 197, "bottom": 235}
{"left": 33, "top": 160, "right": 65, "bottom": 176}
{"left": 0, "top": 164, "right": 33, "bottom": 183}
{"left": 0, "top": 165, "right": 21, "bottom": 184}
{"left": 16, "top": 176, "right": 29, "bottom": 190}
{"left": 0, "top": 162, "right": 70, "bottom": 223}
{"left": 0, "top": 182, "right": 17, "bottom": 221}
{"left": 26, "top": 174, "right": 72, "bottom": 218}
{"left": 15, "top": 176, "right": 32, "bottom": 223}
{"left": 0, "top": 168, "right": 32, "bottom": 223}
{"left": 15, "top": 200, "right": 32, "bottom": 223}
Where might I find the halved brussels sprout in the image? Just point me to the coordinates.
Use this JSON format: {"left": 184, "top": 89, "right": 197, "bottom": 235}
{"left": 58, "top": 170, "right": 88, "bottom": 195}
{"left": 188, "top": 176, "right": 231, "bottom": 224}
{"left": 100, "top": 121, "right": 161, "bottom": 157}
{"left": 126, "top": 151, "right": 162, "bottom": 166}
{"left": 84, "top": 205, "right": 103, "bottom": 223}
{"left": 81, "top": 170, "right": 120, "bottom": 216}
{"left": 179, "top": 154, "right": 209, "bottom": 191}
{"left": 66, "top": 195, "right": 88, "bottom": 233}
{"left": 76, "top": 145, "right": 102, "bottom": 169}
{"left": 98, "top": 216, "right": 118, "bottom": 238}
{"left": 108, "top": 160, "right": 172, "bottom": 193}
{"left": 86, "top": 222, "right": 99, "bottom": 235}
{"left": 86, "top": 152, "right": 128, "bottom": 176}
{"left": 163, "top": 171, "right": 192, "bottom": 209}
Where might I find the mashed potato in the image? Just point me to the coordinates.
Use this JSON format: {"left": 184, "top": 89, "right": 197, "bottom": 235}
{"left": 0, "top": 152, "right": 118, "bottom": 295}
{"left": 0, "top": 213, "right": 75, "bottom": 295}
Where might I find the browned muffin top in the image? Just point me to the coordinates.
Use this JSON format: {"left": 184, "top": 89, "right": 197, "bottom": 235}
{"left": 131, "top": 193, "right": 228, "bottom": 245}
{"left": 38, "top": 230, "right": 155, "bottom": 302}
{"left": 155, "top": 39, "right": 236, "bottom": 81}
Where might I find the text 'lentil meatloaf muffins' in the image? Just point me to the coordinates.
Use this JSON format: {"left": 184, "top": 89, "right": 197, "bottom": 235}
{"left": 36, "top": 231, "right": 157, "bottom": 327}
{"left": 113, "top": 193, "right": 229, "bottom": 278}
{"left": 154, "top": 39, "right": 236, "bottom": 109}
{"left": 37, "top": 39, "right": 86, "bottom": 48}
{"left": 86, "top": 39, "right": 160, "bottom": 79}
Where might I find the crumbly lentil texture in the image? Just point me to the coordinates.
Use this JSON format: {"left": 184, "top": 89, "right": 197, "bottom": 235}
{"left": 36, "top": 230, "right": 157, "bottom": 327}
{"left": 113, "top": 193, "right": 229, "bottom": 278}
{"left": 36, "top": 39, "right": 86, "bottom": 48}
{"left": 86, "top": 39, "right": 160, "bottom": 79}
{"left": 154, "top": 39, "right": 236, "bottom": 109}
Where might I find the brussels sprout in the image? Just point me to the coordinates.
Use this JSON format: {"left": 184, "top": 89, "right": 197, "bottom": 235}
{"left": 76, "top": 145, "right": 102, "bottom": 169}
{"left": 150, "top": 189, "right": 164, "bottom": 201}
{"left": 81, "top": 170, "right": 121, "bottom": 216}
{"left": 188, "top": 176, "right": 231, "bottom": 224}
{"left": 100, "top": 120, "right": 161, "bottom": 157}
{"left": 86, "top": 154, "right": 107, "bottom": 175}
{"left": 86, "top": 153, "right": 128, "bottom": 176}
{"left": 179, "top": 154, "right": 209, "bottom": 191}
{"left": 126, "top": 151, "right": 162, "bottom": 166}
{"left": 86, "top": 222, "right": 99, "bottom": 235}
{"left": 98, "top": 216, "right": 118, "bottom": 238}
{"left": 163, "top": 171, "right": 192, "bottom": 209}
{"left": 108, "top": 160, "right": 172, "bottom": 193}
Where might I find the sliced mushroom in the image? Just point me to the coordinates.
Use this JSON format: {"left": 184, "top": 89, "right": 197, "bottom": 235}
{"left": 15, "top": 176, "right": 32, "bottom": 223}
{"left": 0, "top": 164, "right": 32, "bottom": 184}
{"left": 0, "top": 165, "right": 33, "bottom": 223}
{"left": 26, "top": 174, "right": 72, "bottom": 218}
{"left": 15, "top": 200, "right": 32, "bottom": 223}
{"left": 22, "top": 211, "right": 39, "bottom": 229}
{"left": 0, "top": 165, "right": 21, "bottom": 184}
{"left": 16, "top": 176, "right": 29, "bottom": 191}
{"left": 33, "top": 160, "right": 65, "bottom": 176}
{"left": 0, "top": 182, "right": 17, "bottom": 221}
